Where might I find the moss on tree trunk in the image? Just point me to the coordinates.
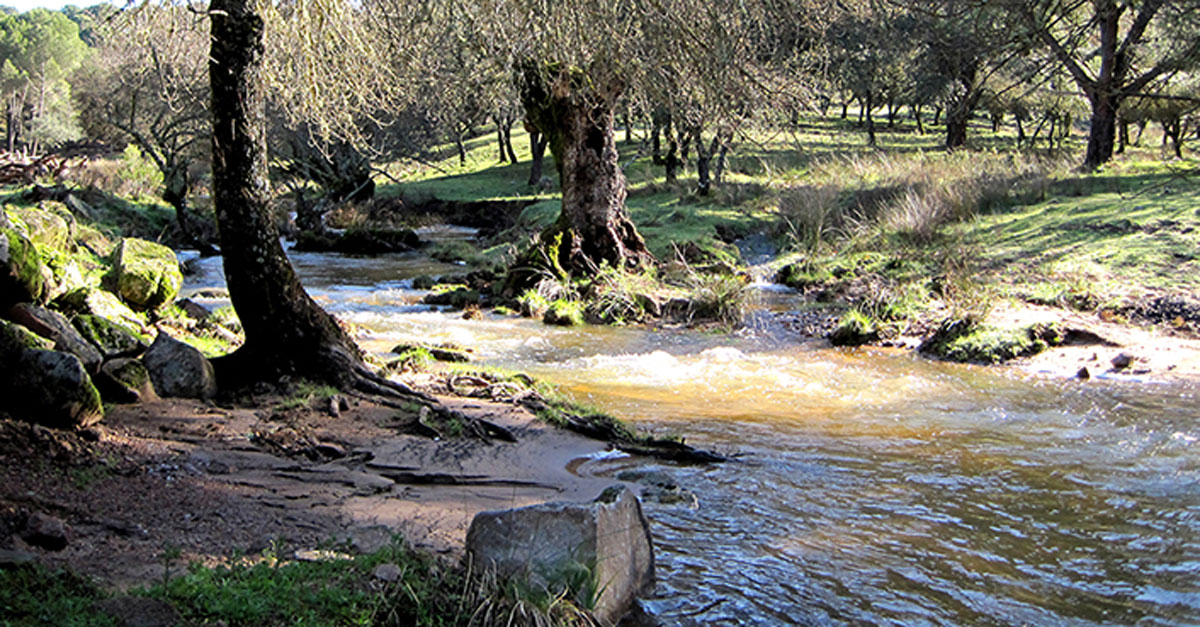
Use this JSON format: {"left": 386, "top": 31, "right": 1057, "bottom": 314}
{"left": 506, "top": 67, "right": 653, "bottom": 293}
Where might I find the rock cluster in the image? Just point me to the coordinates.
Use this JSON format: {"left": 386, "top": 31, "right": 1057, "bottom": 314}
{"left": 1, "top": 199, "right": 219, "bottom": 430}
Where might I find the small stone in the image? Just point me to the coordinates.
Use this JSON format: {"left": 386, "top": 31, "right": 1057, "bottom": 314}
{"left": 175, "top": 298, "right": 211, "bottom": 321}
{"left": 20, "top": 512, "right": 70, "bottom": 551}
{"left": 1111, "top": 352, "right": 1135, "bottom": 369}
{"left": 1075, "top": 366, "right": 1090, "bottom": 380}
{"left": 328, "top": 396, "right": 340, "bottom": 417}
{"left": 373, "top": 563, "right": 403, "bottom": 582}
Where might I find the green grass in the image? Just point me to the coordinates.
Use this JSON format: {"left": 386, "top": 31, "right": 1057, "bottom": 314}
{"left": 0, "top": 535, "right": 596, "bottom": 627}
{"left": 373, "top": 110, "right": 1192, "bottom": 336}
{"left": 959, "top": 159, "right": 1200, "bottom": 301}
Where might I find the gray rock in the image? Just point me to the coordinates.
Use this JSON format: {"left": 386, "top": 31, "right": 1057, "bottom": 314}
{"left": 6, "top": 302, "right": 103, "bottom": 373}
{"left": 142, "top": 333, "right": 217, "bottom": 399}
{"left": 20, "top": 512, "right": 70, "bottom": 551}
{"left": 96, "top": 358, "right": 157, "bottom": 404}
{"left": 1111, "top": 352, "right": 1135, "bottom": 369}
{"left": 0, "top": 549, "right": 36, "bottom": 566}
{"left": 175, "top": 298, "right": 211, "bottom": 321}
{"left": 373, "top": 563, "right": 403, "bottom": 582}
{"left": 466, "top": 486, "right": 654, "bottom": 624}
{"left": 2, "top": 322, "right": 104, "bottom": 428}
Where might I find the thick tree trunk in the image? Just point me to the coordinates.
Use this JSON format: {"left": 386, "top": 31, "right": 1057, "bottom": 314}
{"left": 1084, "top": 94, "right": 1118, "bottom": 169}
{"left": 514, "top": 69, "right": 653, "bottom": 287}
{"left": 208, "top": 0, "right": 375, "bottom": 390}
{"left": 933, "top": 106, "right": 942, "bottom": 126}
{"left": 946, "top": 108, "right": 969, "bottom": 149}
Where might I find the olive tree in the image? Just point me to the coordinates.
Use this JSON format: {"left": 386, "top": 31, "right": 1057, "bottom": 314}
{"left": 75, "top": 3, "right": 215, "bottom": 252}
{"left": 1007, "top": 0, "right": 1200, "bottom": 168}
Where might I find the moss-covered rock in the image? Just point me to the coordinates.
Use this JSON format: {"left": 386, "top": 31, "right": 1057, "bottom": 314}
{"left": 920, "top": 318, "right": 1064, "bottom": 364}
{"left": 58, "top": 287, "right": 147, "bottom": 332}
{"left": 829, "top": 309, "right": 880, "bottom": 347}
{"left": 73, "top": 314, "right": 147, "bottom": 359}
{"left": 0, "top": 319, "right": 53, "bottom": 355}
{"left": 391, "top": 342, "right": 472, "bottom": 363}
{"left": 421, "top": 284, "right": 482, "bottom": 309}
{"left": 543, "top": 299, "right": 583, "bottom": 326}
{"left": 109, "top": 238, "right": 183, "bottom": 311}
{"left": 7, "top": 204, "right": 73, "bottom": 252}
{"left": 94, "top": 357, "right": 156, "bottom": 404}
{"left": 1, "top": 227, "right": 49, "bottom": 307}
{"left": 0, "top": 320, "right": 103, "bottom": 428}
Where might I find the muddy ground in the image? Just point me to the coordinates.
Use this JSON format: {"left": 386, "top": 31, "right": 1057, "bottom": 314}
{"left": 0, "top": 389, "right": 619, "bottom": 590}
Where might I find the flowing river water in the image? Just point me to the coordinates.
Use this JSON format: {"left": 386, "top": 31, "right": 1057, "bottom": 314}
{"left": 184, "top": 243, "right": 1200, "bottom": 626}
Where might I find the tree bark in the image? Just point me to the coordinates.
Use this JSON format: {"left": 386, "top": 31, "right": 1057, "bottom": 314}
{"left": 513, "top": 68, "right": 653, "bottom": 288}
{"left": 527, "top": 127, "right": 547, "bottom": 186}
{"left": 691, "top": 125, "right": 711, "bottom": 196}
{"left": 1084, "top": 93, "right": 1118, "bottom": 168}
{"left": 208, "top": 0, "right": 382, "bottom": 391}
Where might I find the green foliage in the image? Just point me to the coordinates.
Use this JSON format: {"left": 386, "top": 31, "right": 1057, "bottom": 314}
{"left": 0, "top": 565, "right": 115, "bottom": 627}
{"left": 543, "top": 298, "right": 583, "bottom": 326}
{"left": 275, "top": 380, "right": 340, "bottom": 411}
{"left": 829, "top": 308, "right": 879, "bottom": 347}
{"left": 115, "top": 145, "right": 165, "bottom": 199}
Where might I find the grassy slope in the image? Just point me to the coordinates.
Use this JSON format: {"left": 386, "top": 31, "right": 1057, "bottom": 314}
{"left": 385, "top": 114, "right": 1198, "bottom": 345}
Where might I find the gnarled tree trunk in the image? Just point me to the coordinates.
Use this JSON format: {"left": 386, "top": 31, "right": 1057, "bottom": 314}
{"left": 508, "top": 68, "right": 653, "bottom": 291}
{"left": 208, "top": 0, "right": 416, "bottom": 399}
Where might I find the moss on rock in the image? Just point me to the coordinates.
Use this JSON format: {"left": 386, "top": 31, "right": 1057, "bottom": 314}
{"left": 109, "top": 238, "right": 183, "bottom": 311}
{"left": 920, "top": 318, "right": 1065, "bottom": 364}
{"left": 1, "top": 228, "right": 48, "bottom": 306}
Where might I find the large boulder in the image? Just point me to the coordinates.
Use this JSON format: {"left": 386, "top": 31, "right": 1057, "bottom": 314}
{"left": 73, "top": 314, "right": 147, "bottom": 360}
{"left": 109, "top": 238, "right": 183, "bottom": 311}
{"left": 466, "top": 486, "right": 654, "bottom": 624}
{"left": 0, "top": 226, "right": 48, "bottom": 307}
{"left": 1, "top": 320, "right": 104, "bottom": 428}
{"left": 58, "top": 287, "right": 147, "bottom": 333}
{"left": 7, "top": 204, "right": 73, "bottom": 252}
{"left": 142, "top": 332, "right": 216, "bottom": 399}
{"left": 6, "top": 303, "right": 103, "bottom": 373}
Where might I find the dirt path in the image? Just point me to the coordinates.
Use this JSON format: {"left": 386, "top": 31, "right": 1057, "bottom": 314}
{"left": 0, "top": 393, "right": 621, "bottom": 589}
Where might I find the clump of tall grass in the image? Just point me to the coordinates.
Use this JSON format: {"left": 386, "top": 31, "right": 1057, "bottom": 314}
{"left": 774, "top": 150, "right": 1071, "bottom": 249}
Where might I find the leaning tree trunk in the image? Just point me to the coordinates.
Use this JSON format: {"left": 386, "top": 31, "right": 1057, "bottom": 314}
{"left": 509, "top": 69, "right": 653, "bottom": 292}
{"left": 208, "top": 0, "right": 410, "bottom": 395}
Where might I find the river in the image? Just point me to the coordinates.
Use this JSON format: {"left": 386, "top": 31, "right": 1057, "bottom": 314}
{"left": 184, "top": 246, "right": 1200, "bottom": 626}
